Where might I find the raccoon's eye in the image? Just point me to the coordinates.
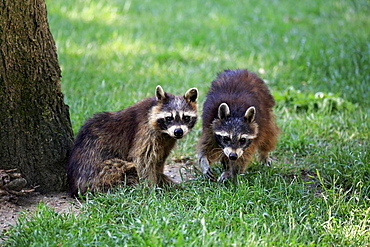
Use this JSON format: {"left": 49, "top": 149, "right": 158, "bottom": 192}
{"left": 165, "top": 116, "right": 174, "bottom": 122}
{"left": 183, "top": 116, "right": 191, "bottom": 123}
{"left": 240, "top": 138, "right": 252, "bottom": 146}
{"left": 222, "top": 136, "right": 231, "bottom": 143}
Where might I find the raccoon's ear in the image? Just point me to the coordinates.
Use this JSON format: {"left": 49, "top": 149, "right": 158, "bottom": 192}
{"left": 244, "top": 106, "right": 256, "bottom": 123}
{"left": 184, "top": 88, "right": 198, "bottom": 102}
{"left": 155, "top": 85, "right": 167, "bottom": 102}
{"left": 218, "top": 103, "right": 230, "bottom": 119}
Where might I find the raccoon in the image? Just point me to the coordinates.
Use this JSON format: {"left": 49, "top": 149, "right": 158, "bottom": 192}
{"left": 67, "top": 85, "right": 198, "bottom": 196}
{"left": 197, "top": 69, "right": 279, "bottom": 182}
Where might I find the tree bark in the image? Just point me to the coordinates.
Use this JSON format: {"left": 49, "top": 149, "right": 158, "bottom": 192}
{"left": 0, "top": 0, "right": 74, "bottom": 192}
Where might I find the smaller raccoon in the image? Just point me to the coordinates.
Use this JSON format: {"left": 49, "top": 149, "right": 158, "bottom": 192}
{"left": 67, "top": 85, "right": 198, "bottom": 196}
{"left": 197, "top": 69, "right": 279, "bottom": 182}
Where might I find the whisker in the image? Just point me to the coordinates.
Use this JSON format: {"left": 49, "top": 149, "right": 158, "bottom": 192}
{"left": 215, "top": 152, "right": 224, "bottom": 162}
{"left": 208, "top": 148, "right": 223, "bottom": 160}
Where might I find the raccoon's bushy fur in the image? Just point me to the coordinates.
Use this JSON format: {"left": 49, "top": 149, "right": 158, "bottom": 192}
{"left": 197, "top": 69, "right": 279, "bottom": 182}
{"left": 67, "top": 85, "right": 198, "bottom": 196}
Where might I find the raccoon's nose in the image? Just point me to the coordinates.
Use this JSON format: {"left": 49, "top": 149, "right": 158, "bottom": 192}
{"left": 229, "top": 153, "right": 238, "bottom": 160}
{"left": 174, "top": 128, "right": 184, "bottom": 138}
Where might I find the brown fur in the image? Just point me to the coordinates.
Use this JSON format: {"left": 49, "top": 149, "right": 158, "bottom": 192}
{"left": 197, "top": 69, "right": 279, "bottom": 182}
{"left": 67, "top": 86, "right": 198, "bottom": 196}
{"left": 92, "top": 159, "right": 138, "bottom": 192}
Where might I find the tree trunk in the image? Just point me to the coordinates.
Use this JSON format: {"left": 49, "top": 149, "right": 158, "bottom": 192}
{"left": 0, "top": 0, "right": 74, "bottom": 192}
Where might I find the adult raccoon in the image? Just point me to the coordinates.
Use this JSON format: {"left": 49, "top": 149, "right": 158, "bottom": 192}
{"left": 197, "top": 69, "right": 279, "bottom": 182}
{"left": 67, "top": 85, "right": 198, "bottom": 196}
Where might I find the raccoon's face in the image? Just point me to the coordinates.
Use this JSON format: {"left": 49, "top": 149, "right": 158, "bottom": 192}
{"left": 150, "top": 85, "right": 198, "bottom": 139}
{"left": 212, "top": 103, "right": 258, "bottom": 160}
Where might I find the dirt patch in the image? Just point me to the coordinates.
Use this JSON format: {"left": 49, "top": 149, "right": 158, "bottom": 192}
{"left": 0, "top": 163, "right": 196, "bottom": 237}
{"left": 285, "top": 170, "right": 322, "bottom": 194}
{"left": 0, "top": 192, "right": 78, "bottom": 231}
{"left": 164, "top": 162, "right": 197, "bottom": 183}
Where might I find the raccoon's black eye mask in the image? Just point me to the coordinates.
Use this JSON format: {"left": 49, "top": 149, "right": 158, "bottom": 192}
{"left": 183, "top": 116, "right": 191, "bottom": 123}
{"left": 215, "top": 133, "right": 253, "bottom": 148}
{"left": 239, "top": 138, "right": 247, "bottom": 145}
{"left": 214, "top": 134, "right": 231, "bottom": 145}
{"left": 222, "top": 136, "right": 231, "bottom": 143}
{"left": 240, "top": 138, "right": 253, "bottom": 147}
{"left": 165, "top": 116, "right": 174, "bottom": 122}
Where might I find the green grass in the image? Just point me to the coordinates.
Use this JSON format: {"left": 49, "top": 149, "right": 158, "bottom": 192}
{"left": 4, "top": 178, "right": 370, "bottom": 246}
{"left": 2, "top": 0, "right": 369, "bottom": 246}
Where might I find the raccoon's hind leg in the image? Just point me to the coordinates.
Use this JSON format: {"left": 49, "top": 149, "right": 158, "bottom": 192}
{"left": 257, "top": 151, "right": 272, "bottom": 166}
{"left": 257, "top": 121, "right": 279, "bottom": 167}
{"left": 257, "top": 136, "right": 278, "bottom": 166}
{"left": 91, "top": 159, "right": 139, "bottom": 192}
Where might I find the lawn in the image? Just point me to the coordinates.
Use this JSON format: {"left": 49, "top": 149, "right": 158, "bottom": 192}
{"left": 2, "top": 0, "right": 369, "bottom": 246}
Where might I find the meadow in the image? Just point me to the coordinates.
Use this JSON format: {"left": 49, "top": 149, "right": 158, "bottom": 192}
{"left": 2, "top": 0, "right": 369, "bottom": 246}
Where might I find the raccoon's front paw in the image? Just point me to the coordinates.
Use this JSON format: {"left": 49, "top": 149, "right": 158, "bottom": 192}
{"left": 199, "top": 156, "right": 216, "bottom": 181}
{"left": 217, "top": 171, "right": 231, "bottom": 183}
{"left": 203, "top": 166, "right": 216, "bottom": 181}
{"left": 158, "top": 174, "right": 175, "bottom": 187}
